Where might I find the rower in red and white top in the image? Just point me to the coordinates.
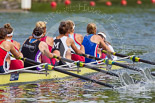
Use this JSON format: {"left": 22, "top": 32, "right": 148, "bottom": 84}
{"left": 29, "top": 21, "right": 54, "bottom": 64}
{"left": 0, "top": 28, "right": 21, "bottom": 73}
{"left": 66, "top": 20, "right": 85, "bottom": 62}
{"left": 35, "top": 21, "right": 54, "bottom": 64}
{"left": 4, "top": 23, "right": 24, "bottom": 70}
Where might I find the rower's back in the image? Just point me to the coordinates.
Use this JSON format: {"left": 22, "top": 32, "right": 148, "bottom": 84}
{"left": 36, "top": 21, "right": 53, "bottom": 64}
{"left": 51, "top": 22, "right": 70, "bottom": 65}
{"left": 82, "top": 23, "right": 99, "bottom": 63}
{"left": 83, "top": 23, "right": 112, "bottom": 63}
{"left": 4, "top": 23, "right": 24, "bottom": 70}
{"left": 66, "top": 20, "right": 85, "bottom": 62}
{"left": 21, "top": 27, "right": 43, "bottom": 70}
{"left": 52, "top": 36, "right": 69, "bottom": 58}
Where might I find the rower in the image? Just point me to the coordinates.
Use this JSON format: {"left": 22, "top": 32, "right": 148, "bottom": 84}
{"left": 35, "top": 21, "right": 53, "bottom": 64}
{"left": 29, "top": 21, "right": 54, "bottom": 64}
{"left": 66, "top": 20, "right": 85, "bottom": 62}
{"left": 98, "top": 32, "right": 117, "bottom": 60}
{"left": 0, "top": 28, "right": 21, "bottom": 73}
{"left": 82, "top": 23, "right": 112, "bottom": 63}
{"left": 52, "top": 21, "right": 83, "bottom": 65}
{"left": 21, "top": 27, "right": 55, "bottom": 70}
{"left": 4, "top": 23, "right": 24, "bottom": 70}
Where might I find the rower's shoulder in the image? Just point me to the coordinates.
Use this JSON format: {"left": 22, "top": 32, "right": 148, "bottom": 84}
{"left": 13, "top": 40, "right": 20, "bottom": 47}
{"left": 46, "top": 36, "right": 53, "bottom": 41}
{"left": 76, "top": 33, "right": 83, "bottom": 38}
{"left": 75, "top": 33, "right": 84, "bottom": 42}
{"left": 94, "top": 35, "right": 102, "bottom": 39}
{"left": 1, "top": 41, "right": 14, "bottom": 50}
{"left": 46, "top": 36, "right": 53, "bottom": 46}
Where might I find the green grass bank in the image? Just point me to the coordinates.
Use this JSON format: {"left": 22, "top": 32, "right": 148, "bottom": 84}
{"left": 31, "top": 0, "right": 155, "bottom": 13}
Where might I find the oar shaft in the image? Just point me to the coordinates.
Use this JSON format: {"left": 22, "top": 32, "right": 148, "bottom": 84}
{"left": 57, "top": 57, "right": 119, "bottom": 77}
{"left": 18, "top": 57, "right": 114, "bottom": 88}
{"left": 112, "top": 62, "right": 141, "bottom": 72}
{"left": 84, "top": 64, "right": 119, "bottom": 77}
{"left": 139, "top": 59, "right": 155, "bottom": 65}
{"left": 53, "top": 67, "right": 114, "bottom": 88}
{"left": 151, "top": 72, "right": 155, "bottom": 76}
{"left": 79, "top": 53, "right": 142, "bottom": 72}
{"left": 102, "top": 50, "right": 155, "bottom": 65}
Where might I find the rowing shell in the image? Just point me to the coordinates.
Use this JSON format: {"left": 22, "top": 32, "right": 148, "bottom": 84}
{"left": 0, "top": 62, "right": 124, "bottom": 85}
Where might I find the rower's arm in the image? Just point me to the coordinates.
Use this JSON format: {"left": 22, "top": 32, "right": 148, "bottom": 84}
{"left": 39, "top": 41, "right": 53, "bottom": 58}
{"left": 69, "top": 38, "right": 84, "bottom": 54}
{"left": 99, "top": 37, "right": 111, "bottom": 52}
{"left": 76, "top": 33, "right": 83, "bottom": 44}
{"left": 9, "top": 42, "right": 21, "bottom": 59}
{"left": 13, "top": 40, "right": 20, "bottom": 50}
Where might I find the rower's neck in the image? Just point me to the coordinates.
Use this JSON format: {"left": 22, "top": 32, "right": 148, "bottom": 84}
{"left": 6, "top": 36, "right": 12, "bottom": 40}
{"left": 0, "top": 39, "right": 5, "bottom": 41}
{"left": 32, "top": 37, "right": 41, "bottom": 40}
{"left": 69, "top": 32, "right": 74, "bottom": 35}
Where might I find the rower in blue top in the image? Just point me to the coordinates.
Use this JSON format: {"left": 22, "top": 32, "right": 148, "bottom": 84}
{"left": 82, "top": 23, "right": 112, "bottom": 63}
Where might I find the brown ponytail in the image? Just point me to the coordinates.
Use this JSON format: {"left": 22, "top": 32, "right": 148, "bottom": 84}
{"left": 33, "top": 27, "right": 44, "bottom": 37}
{"left": 0, "top": 28, "right": 7, "bottom": 39}
{"left": 59, "top": 21, "right": 69, "bottom": 35}
{"left": 4, "top": 23, "right": 13, "bottom": 34}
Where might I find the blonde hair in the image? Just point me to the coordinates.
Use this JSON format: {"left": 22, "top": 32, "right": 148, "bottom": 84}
{"left": 66, "top": 20, "right": 75, "bottom": 33}
{"left": 4, "top": 23, "right": 13, "bottom": 34}
{"left": 36, "top": 21, "right": 46, "bottom": 28}
{"left": 87, "top": 23, "right": 96, "bottom": 34}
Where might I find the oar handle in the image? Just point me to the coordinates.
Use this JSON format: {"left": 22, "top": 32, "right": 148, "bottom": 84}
{"left": 81, "top": 54, "right": 101, "bottom": 60}
{"left": 102, "top": 50, "right": 127, "bottom": 57}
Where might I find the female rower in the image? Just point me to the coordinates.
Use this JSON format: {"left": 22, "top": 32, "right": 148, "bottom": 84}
{"left": 21, "top": 27, "right": 55, "bottom": 70}
{"left": 35, "top": 21, "right": 54, "bottom": 64}
{"left": 97, "top": 32, "right": 117, "bottom": 60}
{"left": 0, "top": 28, "right": 21, "bottom": 73}
{"left": 52, "top": 21, "right": 83, "bottom": 65}
{"left": 4, "top": 23, "right": 24, "bottom": 70}
{"left": 82, "top": 23, "right": 112, "bottom": 63}
{"left": 66, "top": 20, "right": 85, "bottom": 62}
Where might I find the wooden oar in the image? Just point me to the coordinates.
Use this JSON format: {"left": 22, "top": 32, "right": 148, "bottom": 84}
{"left": 74, "top": 53, "right": 141, "bottom": 72}
{"left": 102, "top": 50, "right": 155, "bottom": 65}
{"left": 16, "top": 57, "right": 114, "bottom": 88}
{"left": 52, "top": 55, "right": 119, "bottom": 77}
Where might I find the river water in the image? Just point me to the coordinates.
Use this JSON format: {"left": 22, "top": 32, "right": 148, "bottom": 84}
{"left": 0, "top": 7, "right": 155, "bottom": 103}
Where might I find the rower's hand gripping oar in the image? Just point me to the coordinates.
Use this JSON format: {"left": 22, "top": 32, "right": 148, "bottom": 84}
{"left": 53, "top": 55, "right": 119, "bottom": 77}
{"left": 102, "top": 50, "right": 155, "bottom": 65}
{"left": 77, "top": 53, "right": 141, "bottom": 72}
{"left": 14, "top": 56, "right": 114, "bottom": 88}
